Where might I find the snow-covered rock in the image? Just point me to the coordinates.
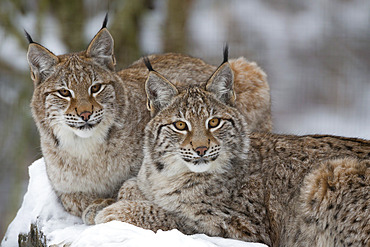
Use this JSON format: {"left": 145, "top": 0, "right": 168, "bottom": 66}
{"left": 1, "top": 159, "right": 266, "bottom": 247}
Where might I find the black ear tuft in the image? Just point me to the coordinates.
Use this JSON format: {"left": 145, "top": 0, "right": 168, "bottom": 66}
{"left": 222, "top": 44, "right": 229, "bottom": 64}
{"left": 143, "top": 56, "right": 155, "bottom": 72}
{"left": 24, "top": 30, "right": 34, "bottom": 44}
{"left": 102, "top": 13, "right": 108, "bottom": 29}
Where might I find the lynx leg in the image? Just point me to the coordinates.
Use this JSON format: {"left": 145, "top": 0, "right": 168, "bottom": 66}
{"left": 291, "top": 158, "right": 370, "bottom": 246}
{"left": 57, "top": 192, "right": 97, "bottom": 217}
{"left": 82, "top": 198, "right": 116, "bottom": 225}
{"left": 117, "top": 178, "right": 146, "bottom": 201}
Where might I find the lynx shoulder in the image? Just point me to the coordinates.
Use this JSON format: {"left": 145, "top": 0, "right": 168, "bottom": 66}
{"left": 27, "top": 19, "right": 272, "bottom": 220}
{"left": 93, "top": 58, "right": 370, "bottom": 246}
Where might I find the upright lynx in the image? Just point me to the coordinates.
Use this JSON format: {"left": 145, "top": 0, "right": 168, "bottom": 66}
{"left": 92, "top": 58, "right": 370, "bottom": 246}
{"left": 26, "top": 17, "right": 271, "bottom": 220}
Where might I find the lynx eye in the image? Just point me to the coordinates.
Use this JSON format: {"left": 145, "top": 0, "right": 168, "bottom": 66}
{"left": 208, "top": 118, "right": 220, "bottom": 128}
{"left": 174, "top": 121, "right": 188, "bottom": 131}
{"left": 58, "top": 89, "right": 72, "bottom": 97}
{"left": 90, "top": 84, "right": 102, "bottom": 94}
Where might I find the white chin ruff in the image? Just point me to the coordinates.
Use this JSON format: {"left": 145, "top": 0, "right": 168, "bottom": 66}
{"left": 73, "top": 128, "right": 95, "bottom": 138}
{"left": 185, "top": 162, "right": 211, "bottom": 173}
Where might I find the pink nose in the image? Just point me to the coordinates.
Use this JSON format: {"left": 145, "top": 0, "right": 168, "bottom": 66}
{"left": 80, "top": 111, "right": 92, "bottom": 121}
{"left": 194, "top": 146, "right": 208, "bottom": 156}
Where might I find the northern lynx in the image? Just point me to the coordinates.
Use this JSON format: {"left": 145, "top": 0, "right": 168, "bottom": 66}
{"left": 26, "top": 17, "right": 271, "bottom": 220}
{"left": 92, "top": 58, "right": 370, "bottom": 246}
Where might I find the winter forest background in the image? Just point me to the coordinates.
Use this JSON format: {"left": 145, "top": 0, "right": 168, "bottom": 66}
{"left": 0, "top": 0, "right": 369, "bottom": 240}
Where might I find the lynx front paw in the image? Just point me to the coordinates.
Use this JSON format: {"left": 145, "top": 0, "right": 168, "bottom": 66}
{"left": 94, "top": 200, "right": 177, "bottom": 232}
{"left": 82, "top": 198, "right": 115, "bottom": 225}
{"left": 94, "top": 200, "right": 137, "bottom": 224}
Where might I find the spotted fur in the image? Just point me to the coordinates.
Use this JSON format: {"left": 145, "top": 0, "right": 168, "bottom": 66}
{"left": 93, "top": 65, "right": 370, "bottom": 247}
{"left": 27, "top": 24, "right": 272, "bottom": 221}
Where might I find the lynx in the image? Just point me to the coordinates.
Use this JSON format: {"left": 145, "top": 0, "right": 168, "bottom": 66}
{"left": 90, "top": 58, "right": 370, "bottom": 246}
{"left": 26, "top": 17, "right": 271, "bottom": 221}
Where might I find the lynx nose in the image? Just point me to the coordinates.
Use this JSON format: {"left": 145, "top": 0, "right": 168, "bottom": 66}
{"left": 79, "top": 111, "right": 92, "bottom": 122}
{"left": 194, "top": 146, "right": 208, "bottom": 157}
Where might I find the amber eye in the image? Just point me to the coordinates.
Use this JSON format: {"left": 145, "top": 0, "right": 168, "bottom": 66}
{"left": 90, "top": 84, "right": 102, "bottom": 94}
{"left": 208, "top": 118, "right": 220, "bottom": 128}
{"left": 58, "top": 89, "right": 71, "bottom": 97}
{"left": 174, "top": 121, "right": 188, "bottom": 131}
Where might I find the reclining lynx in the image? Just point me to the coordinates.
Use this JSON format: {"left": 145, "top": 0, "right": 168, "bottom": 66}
{"left": 26, "top": 17, "right": 271, "bottom": 220}
{"left": 91, "top": 58, "right": 370, "bottom": 247}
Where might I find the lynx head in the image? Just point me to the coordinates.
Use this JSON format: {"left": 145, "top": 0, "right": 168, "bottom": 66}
{"left": 143, "top": 50, "right": 250, "bottom": 175}
{"left": 27, "top": 15, "right": 118, "bottom": 141}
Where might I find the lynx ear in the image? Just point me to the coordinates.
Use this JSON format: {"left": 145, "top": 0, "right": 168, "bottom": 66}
{"left": 86, "top": 15, "right": 115, "bottom": 70}
{"left": 206, "top": 62, "right": 235, "bottom": 105}
{"left": 144, "top": 57, "right": 178, "bottom": 115}
{"left": 206, "top": 46, "right": 235, "bottom": 105}
{"left": 27, "top": 37, "right": 59, "bottom": 85}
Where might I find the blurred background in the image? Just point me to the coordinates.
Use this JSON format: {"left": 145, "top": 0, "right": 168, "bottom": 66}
{"left": 0, "top": 0, "right": 369, "bottom": 240}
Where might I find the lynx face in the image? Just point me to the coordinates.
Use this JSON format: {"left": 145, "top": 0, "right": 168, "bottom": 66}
{"left": 28, "top": 27, "right": 117, "bottom": 143}
{"left": 42, "top": 61, "right": 115, "bottom": 139}
{"left": 144, "top": 60, "right": 250, "bottom": 174}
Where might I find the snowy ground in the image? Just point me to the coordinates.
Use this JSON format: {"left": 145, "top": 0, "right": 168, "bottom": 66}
{"left": 1, "top": 159, "right": 267, "bottom": 247}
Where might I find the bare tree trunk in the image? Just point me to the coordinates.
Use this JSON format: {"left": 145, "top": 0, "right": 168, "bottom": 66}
{"left": 51, "top": 0, "right": 86, "bottom": 51}
{"left": 164, "top": 0, "right": 193, "bottom": 53}
{"left": 110, "top": 0, "right": 153, "bottom": 68}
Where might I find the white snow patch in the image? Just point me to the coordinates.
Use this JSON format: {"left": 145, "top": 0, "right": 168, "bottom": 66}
{"left": 1, "top": 158, "right": 266, "bottom": 247}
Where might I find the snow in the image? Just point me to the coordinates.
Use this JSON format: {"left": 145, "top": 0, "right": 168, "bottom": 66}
{"left": 1, "top": 159, "right": 266, "bottom": 247}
